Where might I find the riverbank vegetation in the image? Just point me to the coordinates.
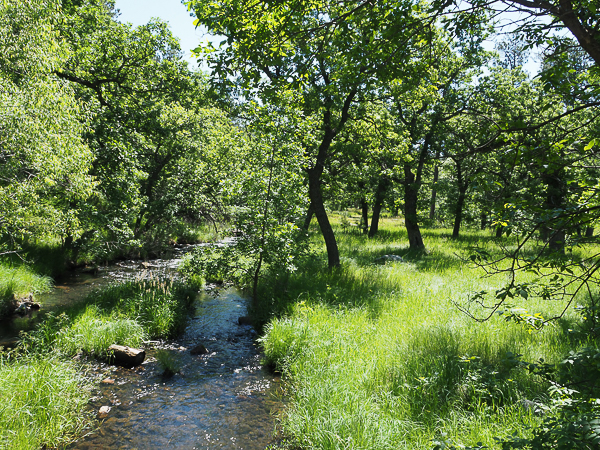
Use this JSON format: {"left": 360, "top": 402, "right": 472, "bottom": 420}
{"left": 21, "top": 277, "right": 197, "bottom": 357}
{"left": 0, "top": 354, "right": 93, "bottom": 450}
{"left": 258, "top": 217, "right": 598, "bottom": 448}
{"left": 0, "top": 276, "right": 197, "bottom": 448}
{"left": 2, "top": 0, "right": 600, "bottom": 447}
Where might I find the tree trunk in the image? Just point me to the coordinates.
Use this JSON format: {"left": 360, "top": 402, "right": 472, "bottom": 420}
{"left": 452, "top": 188, "right": 467, "bottom": 238}
{"left": 452, "top": 159, "right": 468, "bottom": 239}
{"left": 586, "top": 227, "right": 594, "bottom": 237}
{"left": 429, "top": 162, "right": 439, "bottom": 220}
{"left": 496, "top": 226, "right": 503, "bottom": 238}
{"left": 542, "top": 169, "right": 566, "bottom": 254}
{"left": 308, "top": 165, "right": 340, "bottom": 268}
{"left": 302, "top": 202, "right": 314, "bottom": 231}
{"left": 480, "top": 212, "right": 487, "bottom": 230}
{"left": 404, "top": 164, "right": 425, "bottom": 250}
{"left": 369, "top": 179, "right": 388, "bottom": 238}
{"left": 360, "top": 198, "right": 369, "bottom": 234}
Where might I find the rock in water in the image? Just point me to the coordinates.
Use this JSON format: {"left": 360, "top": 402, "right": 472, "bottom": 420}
{"left": 238, "top": 316, "right": 252, "bottom": 326}
{"left": 107, "top": 344, "right": 145, "bottom": 367}
{"left": 190, "top": 344, "right": 208, "bottom": 355}
{"left": 98, "top": 406, "right": 111, "bottom": 419}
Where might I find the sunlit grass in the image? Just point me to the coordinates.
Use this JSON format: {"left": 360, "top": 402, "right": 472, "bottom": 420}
{"left": 23, "top": 276, "right": 197, "bottom": 358}
{"left": 260, "top": 216, "right": 593, "bottom": 449}
{"left": 0, "top": 263, "right": 52, "bottom": 317}
{"left": 0, "top": 354, "right": 92, "bottom": 450}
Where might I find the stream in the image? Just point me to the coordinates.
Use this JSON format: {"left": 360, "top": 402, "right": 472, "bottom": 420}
{"left": 0, "top": 246, "right": 283, "bottom": 449}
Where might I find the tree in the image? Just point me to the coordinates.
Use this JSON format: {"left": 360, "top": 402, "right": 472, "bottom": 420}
{"left": 187, "top": 0, "right": 431, "bottom": 268}
{"left": 51, "top": 1, "right": 235, "bottom": 258}
{"left": 0, "top": 0, "right": 95, "bottom": 255}
{"left": 385, "top": 27, "right": 488, "bottom": 249}
{"left": 436, "top": 0, "right": 600, "bottom": 66}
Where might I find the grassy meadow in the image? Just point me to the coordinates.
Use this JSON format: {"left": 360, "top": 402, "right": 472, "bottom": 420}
{"left": 259, "top": 214, "right": 596, "bottom": 449}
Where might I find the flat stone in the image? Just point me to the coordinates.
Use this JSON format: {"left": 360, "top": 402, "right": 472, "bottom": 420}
{"left": 101, "top": 378, "right": 115, "bottom": 385}
{"left": 375, "top": 254, "right": 404, "bottom": 263}
{"left": 107, "top": 344, "right": 145, "bottom": 367}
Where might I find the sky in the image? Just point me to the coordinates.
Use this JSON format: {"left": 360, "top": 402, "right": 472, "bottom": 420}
{"left": 113, "top": 0, "right": 539, "bottom": 76}
{"left": 113, "top": 0, "right": 210, "bottom": 68}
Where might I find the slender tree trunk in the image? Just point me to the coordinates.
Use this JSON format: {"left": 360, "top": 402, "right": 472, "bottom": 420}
{"left": 452, "top": 159, "right": 468, "bottom": 239}
{"left": 305, "top": 90, "right": 356, "bottom": 269}
{"left": 480, "top": 212, "right": 487, "bottom": 230}
{"left": 308, "top": 166, "right": 339, "bottom": 268}
{"left": 542, "top": 169, "right": 566, "bottom": 254}
{"left": 429, "top": 160, "right": 439, "bottom": 221}
{"left": 586, "top": 227, "right": 594, "bottom": 237}
{"left": 360, "top": 198, "right": 369, "bottom": 234}
{"left": 452, "top": 187, "right": 468, "bottom": 238}
{"left": 404, "top": 164, "right": 425, "bottom": 250}
{"left": 302, "top": 202, "right": 314, "bottom": 231}
{"left": 368, "top": 179, "right": 388, "bottom": 238}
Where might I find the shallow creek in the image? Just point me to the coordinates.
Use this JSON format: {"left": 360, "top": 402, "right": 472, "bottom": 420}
{"left": 0, "top": 247, "right": 283, "bottom": 449}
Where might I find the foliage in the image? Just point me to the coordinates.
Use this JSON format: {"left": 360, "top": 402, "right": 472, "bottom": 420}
{"left": 181, "top": 100, "right": 311, "bottom": 302}
{"left": 0, "top": 0, "right": 96, "bottom": 255}
{"left": 0, "top": 263, "right": 52, "bottom": 317}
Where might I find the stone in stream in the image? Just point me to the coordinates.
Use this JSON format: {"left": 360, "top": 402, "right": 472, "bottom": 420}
{"left": 238, "top": 316, "right": 252, "bottom": 326}
{"left": 107, "top": 344, "right": 145, "bottom": 367}
{"left": 190, "top": 344, "right": 209, "bottom": 355}
{"left": 98, "top": 406, "right": 111, "bottom": 419}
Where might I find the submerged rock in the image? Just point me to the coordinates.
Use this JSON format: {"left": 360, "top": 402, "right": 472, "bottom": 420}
{"left": 238, "top": 316, "right": 252, "bottom": 326}
{"left": 107, "top": 344, "right": 145, "bottom": 367}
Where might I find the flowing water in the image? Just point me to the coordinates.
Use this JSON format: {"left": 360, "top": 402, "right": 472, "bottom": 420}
{"left": 0, "top": 246, "right": 283, "bottom": 449}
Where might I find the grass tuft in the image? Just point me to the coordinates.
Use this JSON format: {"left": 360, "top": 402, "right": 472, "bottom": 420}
{"left": 0, "top": 353, "right": 92, "bottom": 449}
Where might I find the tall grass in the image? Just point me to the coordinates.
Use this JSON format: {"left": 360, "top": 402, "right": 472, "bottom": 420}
{"left": 23, "top": 276, "right": 197, "bottom": 357}
{"left": 0, "top": 354, "right": 92, "bottom": 449}
{"left": 260, "top": 216, "right": 592, "bottom": 449}
{"left": 0, "top": 263, "right": 52, "bottom": 317}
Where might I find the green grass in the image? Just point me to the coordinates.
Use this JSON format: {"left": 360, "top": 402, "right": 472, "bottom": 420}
{"left": 0, "top": 263, "right": 52, "bottom": 317}
{"left": 2, "top": 275, "right": 198, "bottom": 449}
{"left": 23, "top": 276, "right": 197, "bottom": 357}
{"left": 156, "top": 348, "right": 182, "bottom": 377}
{"left": 0, "top": 354, "right": 93, "bottom": 450}
{"left": 259, "top": 216, "right": 595, "bottom": 449}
